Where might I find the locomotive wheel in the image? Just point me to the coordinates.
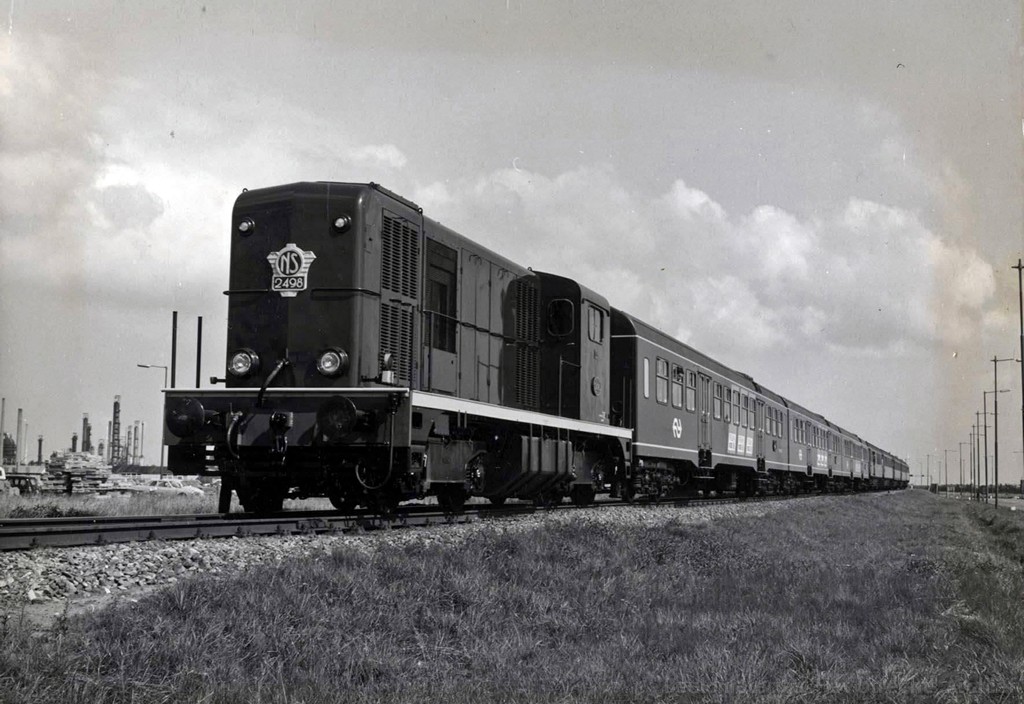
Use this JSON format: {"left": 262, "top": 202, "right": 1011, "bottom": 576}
{"left": 328, "top": 492, "right": 357, "bottom": 513}
{"left": 436, "top": 486, "right": 467, "bottom": 513}
{"left": 488, "top": 496, "right": 507, "bottom": 507}
{"left": 617, "top": 479, "right": 635, "bottom": 503}
{"left": 238, "top": 480, "right": 285, "bottom": 514}
{"left": 570, "top": 485, "right": 595, "bottom": 507}
{"left": 368, "top": 492, "right": 400, "bottom": 516}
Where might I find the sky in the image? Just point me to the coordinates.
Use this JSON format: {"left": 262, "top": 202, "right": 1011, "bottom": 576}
{"left": 0, "top": 0, "right": 1021, "bottom": 486}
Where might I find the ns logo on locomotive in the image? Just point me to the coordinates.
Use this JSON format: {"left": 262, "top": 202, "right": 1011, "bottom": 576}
{"left": 161, "top": 182, "right": 908, "bottom": 514}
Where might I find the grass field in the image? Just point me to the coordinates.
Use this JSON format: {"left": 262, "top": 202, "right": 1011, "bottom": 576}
{"left": 3, "top": 491, "right": 1024, "bottom": 702}
{"left": 0, "top": 491, "right": 337, "bottom": 518}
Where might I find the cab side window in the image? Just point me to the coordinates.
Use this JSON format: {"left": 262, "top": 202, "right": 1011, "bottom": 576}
{"left": 587, "top": 305, "right": 604, "bottom": 343}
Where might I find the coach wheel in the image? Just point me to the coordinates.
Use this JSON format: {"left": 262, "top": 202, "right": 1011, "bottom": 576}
{"left": 533, "top": 491, "right": 563, "bottom": 508}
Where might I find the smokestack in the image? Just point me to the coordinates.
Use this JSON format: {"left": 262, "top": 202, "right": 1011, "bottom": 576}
{"left": 111, "top": 396, "right": 121, "bottom": 464}
{"left": 171, "top": 310, "right": 178, "bottom": 388}
{"left": 82, "top": 414, "right": 89, "bottom": 454}
{"left": 37, "top": 435, "right": 42, "bottom": 464}
{"left": 15, "top": 408, "right": 23, "bottom": 471}
{"left": 139, "top": 421, "right": 145, "bottom": 466}
{"left": 107, "top": 420, "right": 113, "bottom": 462}
{"left": 72, "top": 432, "right": 78, "bottom": 453}
{"left": 132, "top": 420, "right": 140, "bottom": 465}
{"left": 196, "top": 315, "right": 203, "bottom": 388}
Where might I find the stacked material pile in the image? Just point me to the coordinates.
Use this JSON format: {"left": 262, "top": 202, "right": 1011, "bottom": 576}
{"left": 44, "top": 452, "right": 112, "bottom": 493}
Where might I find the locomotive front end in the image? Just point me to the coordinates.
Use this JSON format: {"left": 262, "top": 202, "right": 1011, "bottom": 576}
{"left": 163, "top": 182, "right": 420, "bottom": 513}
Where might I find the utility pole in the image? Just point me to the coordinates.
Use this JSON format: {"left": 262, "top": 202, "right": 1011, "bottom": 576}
{"left": 959, "top": 441, "right": 968, "bottom": 499}
{"left": 1013, "top": 259, "right": 1024, "bottom": 490}
{"left": 970, "top": 426, "right": 976, "bottom": 499}
{"left": 944, "top": 448, "right": 949, "bottom": 496}
{"left": 993, "top": 357, "right": 1017, "bottom": 509}
{"left": 975, "top": 413, "right": 982, "bottom": 500}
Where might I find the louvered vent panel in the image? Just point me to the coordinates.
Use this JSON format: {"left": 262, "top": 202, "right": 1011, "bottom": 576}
{"left": 515, "top": 345, "right": 539, "bottom": 409}
{"left": 511, "top": 278, "right": 539, "bottom": 408}
{"left": 381, "top": 213, "right": 420, "bottom": 299}
{"left": 513, "top": 279, "right": 539, "bottom": 342}
{"left": 380, "top": 303, "right": 413, "bottom": 385}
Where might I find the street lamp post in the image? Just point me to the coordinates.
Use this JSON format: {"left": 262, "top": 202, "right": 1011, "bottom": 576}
{"left": 137, "top": 364, "right": 168, "bottom": 470}
{"left": 992, "top": 356, "right": 1018, "bottom": 509}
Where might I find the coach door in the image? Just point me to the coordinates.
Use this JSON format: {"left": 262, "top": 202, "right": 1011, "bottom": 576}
{"left": 754, "top": 399, "right": 765, "bottom": 458}
{"left": 698, "top": 374, "right": 711, "bottom": 447}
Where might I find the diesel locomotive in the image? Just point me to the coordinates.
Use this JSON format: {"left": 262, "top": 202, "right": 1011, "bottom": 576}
{"left": 161, "top": 181, "right": 907, "bottom": 513}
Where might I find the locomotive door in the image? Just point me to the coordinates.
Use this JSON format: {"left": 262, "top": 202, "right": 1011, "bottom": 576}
{"left": 698, "top": 374, "right": 711, "bottom": 447}
{"left": 754, "top": 399, "right": 765, "bottom": 458}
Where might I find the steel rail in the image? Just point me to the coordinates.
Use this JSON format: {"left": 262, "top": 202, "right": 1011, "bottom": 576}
{"left": 0, "top": 490, "right": 842, "bottom": 551}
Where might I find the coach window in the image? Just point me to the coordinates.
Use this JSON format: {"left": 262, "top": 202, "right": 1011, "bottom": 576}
{"left": 768, "top": 408, "right": 775, "bottom": 436}
{"left": 671, "top": 364, "right": 684, "bottom": 408}
{"left": 655, "top": 358, "right": 668, "bottom": 405}
{"left": 741, "top": 394, "right": 748, "bottom": 428}
{"left": 713, "top": 383, "right": 723, "bottom": 419}
{"left": 732, "top": 390, "right": 740, "bottom": 424}
{"left": 587, "top": 305, "right": 604, "bottom": 343}
{"left": 643, "top": 357, "right": 650, "bottom": 399}
{"left": 685, "top": 371, "right": 697, "bottom": 412}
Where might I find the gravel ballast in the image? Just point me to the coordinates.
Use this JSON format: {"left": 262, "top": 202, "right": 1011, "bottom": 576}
{"left": 0, "top": 499, "right": 800, "bottom": 616}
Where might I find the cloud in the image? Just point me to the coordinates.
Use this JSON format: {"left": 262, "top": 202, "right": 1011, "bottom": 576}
{"left": 414, "top": 164, "right": 1001, "bottom": 362}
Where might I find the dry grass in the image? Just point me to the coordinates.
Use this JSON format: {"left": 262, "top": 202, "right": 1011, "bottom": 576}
{"left": 2, "top": 491, "right": 1023, "bottom": 702}
{"left": 0, "top": 491, "right": 337, "bottom": 518}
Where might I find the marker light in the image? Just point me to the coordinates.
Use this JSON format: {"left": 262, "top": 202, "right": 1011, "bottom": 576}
{"left": 166, "top": 397, "right": 205, "bottom": 438}
{"left": 228, "top": 349, "right": 260, "bottom": 377}
{"left": 238, "top": 217, "right": 255, "bottom": 235}
{"left": 317, "top": 348, "right": 349, "bottom": 377}
{"left": 332, "top": 215, "right": 352, "bottom": 233}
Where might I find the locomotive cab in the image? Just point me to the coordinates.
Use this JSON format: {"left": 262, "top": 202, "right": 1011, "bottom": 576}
{"left": 164, "top": 182, "right": 423, "bottom": 513}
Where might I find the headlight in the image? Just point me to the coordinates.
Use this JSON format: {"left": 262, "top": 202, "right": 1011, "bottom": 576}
{"left": 228, "top": 349, "right": 260, "bottom": 377}
{"left": 317, "top": 348, "right": 349, "bottom": 377}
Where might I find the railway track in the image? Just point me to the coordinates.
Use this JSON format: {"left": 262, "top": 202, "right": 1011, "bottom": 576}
{"left": 0, "top": 493, "right": 815, "bottom": 551}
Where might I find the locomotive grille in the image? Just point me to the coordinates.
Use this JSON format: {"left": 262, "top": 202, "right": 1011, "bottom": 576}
{"left": 515, "top": 345, "right": 539, "bottom": 408}
{"left": 381, "top": 212, "right": 420, "bottom": 299}
{"left": 513, "top": 278, "right": 539, "bottom": 342}
{"left": 513, "top": 278, "right": 539, "bottom": 408}
{"left": 380, "top": 303, "right": 413, "bottom": 385}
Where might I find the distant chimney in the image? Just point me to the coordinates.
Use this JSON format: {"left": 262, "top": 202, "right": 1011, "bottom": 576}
{"left": 37, "top": 435, "right": 42, "bottom": 464}
{"left": 71, "top": 432, "right": 78, "bottom": 452}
